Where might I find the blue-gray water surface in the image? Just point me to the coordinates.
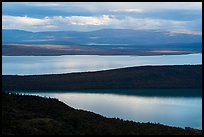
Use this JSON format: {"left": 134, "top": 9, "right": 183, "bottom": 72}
{"left": 2, "top": 53, "right": 202, "bottom": 75}
{"left": 16, "top": 89, "right": 202, "bottom": 130}
{"left": 3, "top": 54, "right": 202, "bottom": 129}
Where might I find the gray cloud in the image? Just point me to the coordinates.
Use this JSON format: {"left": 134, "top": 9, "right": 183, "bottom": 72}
{"left": 2, "top": 2, "right": 202, "bottom": 32}
{"left": 2, "top": 15, "right": 201, "bottom": 33}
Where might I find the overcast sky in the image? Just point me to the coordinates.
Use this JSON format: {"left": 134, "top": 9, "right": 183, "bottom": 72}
{"left": 2, "top": 2, "right": 202, "bottom": 34}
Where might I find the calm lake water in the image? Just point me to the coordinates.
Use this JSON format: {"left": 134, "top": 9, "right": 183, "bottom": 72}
{"left": 3, "top": 54, "right": 202, "bottom": 129}
{"left": 2, "top": 53, "right": 202, "bottom": 75}
{"left": 16, "top": 89, "right": 202, "bottom": 130}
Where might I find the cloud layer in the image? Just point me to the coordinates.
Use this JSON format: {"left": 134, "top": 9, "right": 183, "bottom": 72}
{"left": 2, "top": 2, "right": 202, "bottom": 33}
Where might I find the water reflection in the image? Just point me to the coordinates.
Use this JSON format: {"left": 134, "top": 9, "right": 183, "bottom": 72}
{"left": 2, "top": 54, "right": 202, "bottom": 75}
{"left": 20, "top": 92, "right": 202, "bottom": 130}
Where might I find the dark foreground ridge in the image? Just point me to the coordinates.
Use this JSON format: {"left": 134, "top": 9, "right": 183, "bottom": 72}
{"left": 2, "top": 93, "right": 202, "bottom": 135}
{"left": 3, "top": 65, "right": 202, "bottom": 91}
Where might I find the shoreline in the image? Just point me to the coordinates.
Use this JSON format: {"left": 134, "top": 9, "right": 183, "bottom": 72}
{"left": 4, "top": 88, "right": 202, "bottom": 97}
{"left": 2, "top": 52, "right": 201, "bottom": 56}
{"left": 3, "top": 43, "right": 201, "bottom": 56}
{"left": 2, "top": 92, "right": 202, "bottom": 135}
{"left": 3, "top": 65, "right": 202, "bottom": 91}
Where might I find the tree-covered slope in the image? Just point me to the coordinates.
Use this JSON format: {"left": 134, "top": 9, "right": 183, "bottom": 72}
{"left": 2, "top": 93, "right": 202, "bottom": 135}
{"left": 2, "top": 65, "right": 202, "bottom": 91}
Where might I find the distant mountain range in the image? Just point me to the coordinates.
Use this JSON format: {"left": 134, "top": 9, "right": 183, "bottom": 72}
{"left": 2, "top": 29, "right": 202, "bottom": 56}
{"left": 2, "top": 29, "right": 202, "bottom": 45}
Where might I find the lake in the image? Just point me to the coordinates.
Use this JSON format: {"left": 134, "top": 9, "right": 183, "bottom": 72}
{"left": 15, "top": 89, "right": 202, "bottom": 130}
{"left": 2, "top": 54, "right": 202, "bottom": 130}
{"left": 2, "top": 53, "right": 202, "bottom": 75}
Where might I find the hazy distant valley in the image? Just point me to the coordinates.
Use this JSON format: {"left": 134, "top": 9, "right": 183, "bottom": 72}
{"left": 3, "top": 29, "right": 202, "bottom": 56}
